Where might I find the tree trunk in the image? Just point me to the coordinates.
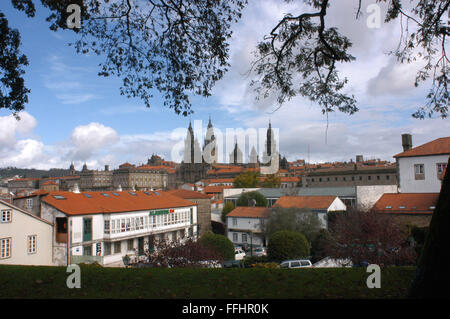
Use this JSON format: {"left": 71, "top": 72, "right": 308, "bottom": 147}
{"left": 409, "top": 156, "right": 450, "bottom": 298}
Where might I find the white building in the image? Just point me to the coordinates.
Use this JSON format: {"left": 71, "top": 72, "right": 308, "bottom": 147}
{"left": 0, "top": 200, "right": 53, "bottom": 266}
{"left": 226, "top": 206, "right": 271, "bottom": 248}
{"left": 273, "top": 195, "right": 347, "bottom": 229}
{"left": 394, "top": 135, "right": 449, "bottom": 193}
{"left": 40, "top": 190, "right": 198, "bottom": 266}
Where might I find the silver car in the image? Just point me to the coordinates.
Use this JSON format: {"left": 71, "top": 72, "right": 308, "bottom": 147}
{"left": 279, "top": 259, "right": 313, "bottom": 268}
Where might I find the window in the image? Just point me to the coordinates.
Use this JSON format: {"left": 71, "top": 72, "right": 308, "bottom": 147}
{"left": 368, "top": 176, "right": 372, "bottom": 181}
{"left": 233, "top": 233, "right": 238, "bottom": 242}
{"left": 437, "top": 163, "right": 447, "bottom": 179}
{"left": 232, "top": 218, "right": 237, "bottom": 226}
{"left": 386, "top": 175, "right": 390, "bottom": 180}
{"left": 127, "top": 239, "right": 134, "bottom": 251}
{"left": 83, "top": 245, "right": 92, "bottom": 256}
{"left": 359, "top": 176, "right": 362, "bottom": 181}
{"left": 1, "top": 210, "right": 12, "bottom": 223}
{"left": 104, "top": 242, "right": 111, "bottom": 256}
{"left": 291, "top": 261, "right": 300, "bottom": 267}
{"left": 27, "top": 235, "right": 37, "bottom": 254}
{"left": 414, "top": 164, "right": 425, "bottom": 180}
{"left": 1, "top": 238, "right": 11, "bottom": 259}
{"left": 343, "top": 177, "right": 346, "bottom": 181}
{"left": 104, "top": 220, "right": 110, "bottom": 234}
{"left": 377, "top": 176, "right": 380, "bottom": 180}
{"left": 25, "top": 198, "right": 33, "bottom": 209}
{"left": 114, "top": 241, "right": 121, "bottom": 254}
{"left": 242, "top": 234, "right": 247, "bottom": 243}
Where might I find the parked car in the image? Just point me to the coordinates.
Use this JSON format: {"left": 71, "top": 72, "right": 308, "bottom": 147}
{"left": 279, "top": 259, "right": 313, "bottom": 269}
{"left": 235, "top": 247, "right": 246, "bottom": 260}
{"left": 246, "top": 247, "right": 267, "bottom": 257}
{"left": 222, "top": 260, "right": 245, "bottom": 268}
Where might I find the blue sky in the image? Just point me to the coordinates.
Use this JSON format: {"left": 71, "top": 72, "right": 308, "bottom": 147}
{"left": 1, "top": 0, "right": 449, "bottom": 170}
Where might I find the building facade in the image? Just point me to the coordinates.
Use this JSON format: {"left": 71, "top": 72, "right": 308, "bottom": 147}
{"left": 226, "top": 206, "right": 271, "bottom": 248}
{"left": 0, "top": 200, "right": 53, "bottom": 266}
{"left": 394, "top": 135, "right": 449, "bottom": 193}
{"left": 40, "top": 190, "right": 198, "bottom": 266}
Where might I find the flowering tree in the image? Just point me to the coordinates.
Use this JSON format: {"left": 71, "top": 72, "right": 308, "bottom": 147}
{"left": 325, "top": 209, "right": 417, "bottom": 266}
{"left": 142, "top": 235, "right": 224, "bottom": 268}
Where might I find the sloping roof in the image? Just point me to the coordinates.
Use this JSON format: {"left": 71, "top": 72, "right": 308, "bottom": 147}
{"left": 165, "top": 189, "right": 211, "bottom": 199}
{"left": 394, "top": 137, "right": 450, "bottom": 158}
{"left": 0, "top": 199, "right": 53, "bottom": 225}
{"left": 204, "top": 185, "right": 233, "bottom": 193}
{"left": 227, "top": 206, "right": 271, "bottom": 218}
{"left": 274, "top": 196, "right": 338, "bottom": 210}
{"left": 14, "top": 189, "right": 49, "bottom": 200}
{"left": 372, "top": 193, "right": 439, "bottom": 214}
{"left": 42, "top": 191, "right": 197, "bottom": 216}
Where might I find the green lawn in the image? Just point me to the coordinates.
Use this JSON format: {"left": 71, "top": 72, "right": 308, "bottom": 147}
{"left": 0, "top": 265, "right": 415, "bottom": 299}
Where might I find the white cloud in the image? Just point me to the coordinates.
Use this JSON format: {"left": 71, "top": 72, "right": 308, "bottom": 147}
{"left": 67, "top": 122, "right": 120, "bottom": 161}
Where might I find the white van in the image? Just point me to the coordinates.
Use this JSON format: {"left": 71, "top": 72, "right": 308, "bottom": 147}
{"left": 279, "top": 259, "right": 313, "bottom": 268}
{"left": 235, "top": 247, "right": 246, "bottom": 260}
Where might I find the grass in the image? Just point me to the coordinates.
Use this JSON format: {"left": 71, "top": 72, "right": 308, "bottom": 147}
{"left": 0, "top": 265, "right": 415, "bottom": 299}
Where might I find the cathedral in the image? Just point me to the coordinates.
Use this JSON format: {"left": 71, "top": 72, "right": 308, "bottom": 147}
{"left": 178, "top": 118, "right": 216, "bottom": 183}
{"left": 177, "top": 119, "right": 289, "bottom": 183}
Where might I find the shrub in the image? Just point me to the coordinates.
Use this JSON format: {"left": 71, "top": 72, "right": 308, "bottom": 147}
{"left": 236, "top": 191, "right": 267, "bottom": 207}
{"left": 221, "top": 201, "right": 235, "bottom": 223}
{"left": 310, "top": 229, "right": 333, "bottom": 263}
{"left": 267, "top": 230, "right": 310, "bottom": 262}
{"left": 199, "top": 231, "right": 235, "bottom": 260}
{"left": 242, "top": 255, "right": 269, "bottom": 267}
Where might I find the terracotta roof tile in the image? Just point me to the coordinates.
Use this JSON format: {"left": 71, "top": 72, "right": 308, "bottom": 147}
{"left": 227, "top": 206, "right": 271, "bottom": 218}
{"left": 372, "top": 193, "right": 439, "bottom": 214}
{"left": 394, "top": 137, "right": 450, "bottom": 158}
{"left": 204, "top": 185, "right": 233, "bottom": 193}
{"left": 274, "top": 196, "right": 337, "bottom": 210}
{"left": 42, "top": 190, "right": 196, "bottom": 216}
{"left": 165, "top": 189, "right": 211, "bottom": 199}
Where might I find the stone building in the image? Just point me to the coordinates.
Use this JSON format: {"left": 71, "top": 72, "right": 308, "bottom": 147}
{"left": 178, "top": 121, "right": 213, "bottom": 183}
{"left": 112, "top": 162, "right": 173, "bottom": 191}
{"left": 165, "top": 189, "right": 212, "bottom": 236}
{"left": 303, "top": 161, "right": 398, "bottom": 188}
{"left": 80, "top": 164, "right": 114, "bottom": 191}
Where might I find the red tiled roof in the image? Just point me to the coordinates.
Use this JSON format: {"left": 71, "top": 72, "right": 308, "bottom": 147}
{"left": 394, "top": 137, "right": 450, "bottom": 158}
{"left": 274, "top": 196, "right": 337, "bottom": 210}
{"left": 204, "top": 185, "right": 233, "bottom": 193}
{"left": 14, "top": 189, "right": 49, "bottom": 199}
{"left": 42, "top": 191, "right": 197, "bottom": 216}
{"left": 165, "top": 189, "right": 211, "bottom": 199}
{"left": 227, "top": 206, "right": 271, "bottom": 218}
{"left": 372, "top": 193, "right": 439, "bottom": 214}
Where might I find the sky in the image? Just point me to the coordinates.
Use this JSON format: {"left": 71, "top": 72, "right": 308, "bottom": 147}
{"left": 0, "top": 0, "right": 449, "bottom": 170}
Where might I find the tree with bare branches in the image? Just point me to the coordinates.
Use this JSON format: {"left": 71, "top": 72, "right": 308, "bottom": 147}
{"left": 325, "top": 209, "right": 417, "bottom": 266}
{"left": 2, "top": 0, "right": 448, "bottom": 118}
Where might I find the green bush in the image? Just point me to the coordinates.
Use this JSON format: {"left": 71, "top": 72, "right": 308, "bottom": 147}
{"left": 236, "top": 191, "right": 267, "bottom": 207}
{"left": 242, "top": 255, "right": 269, "bottom": 267}
{"left": 267, "top": 230, "right": 310, "bottom": 262}
{"left": 310, "top": 229, "right": 333, "bottom": 263}
{"left": 199, "top": 231, "right": 235, "bottom": 260}
{"left": 221, "top": 201, "right": 235, "bottom": 223}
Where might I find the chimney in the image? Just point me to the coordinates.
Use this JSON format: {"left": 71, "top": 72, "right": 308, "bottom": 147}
{"left": 401, "top": 134, "right": 412, "bottom": 152}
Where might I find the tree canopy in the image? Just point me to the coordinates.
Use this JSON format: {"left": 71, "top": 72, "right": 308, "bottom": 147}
{"left": 233, "top": 170, "right": 260, "bottom": 188}
{"left": 236, "top": 191, "right": 268, "bottom": 207}
{"left": 1, "top": 0, "right": 448, "bottom": 118}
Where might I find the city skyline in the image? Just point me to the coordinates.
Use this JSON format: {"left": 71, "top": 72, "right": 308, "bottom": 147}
{"left": 1, "top": 0, "right": 449, "bottom": 170}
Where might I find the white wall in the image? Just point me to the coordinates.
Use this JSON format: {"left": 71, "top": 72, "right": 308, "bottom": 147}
{"left": 0, "top": 202, "right": 53, "bottom": 266}
{"left": 356, "top": 185, "right": 398, "bottom": 211}
{"left": 398, "top": 155, "right": 448, "bottom": 193}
